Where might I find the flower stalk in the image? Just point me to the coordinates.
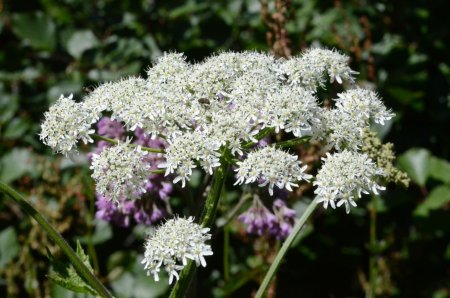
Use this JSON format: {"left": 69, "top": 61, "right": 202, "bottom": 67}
{"left": 0, "top": 182, "right": 113, "bottom": 298}
{"left": 169, "top": 158, "right": 228, "bottom": 298}
{"left": 255, "top": 197, "right": 320, "bottom": 298}
{"left": 92, "top": 133, "right": 165, "bottom": 153}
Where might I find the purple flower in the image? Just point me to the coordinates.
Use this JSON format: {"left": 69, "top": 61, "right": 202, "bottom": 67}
{"left": 97, "top": 117, "right": 125, "bottom": 139}
{"left": 238, "top": 195, "right": 297, "bottom": 240}
{"left": 95, "top": 195, "right": 134, "bottom": 227}
{"left": 270, "top": 199, "right": 296, "bottom": 240}
{"left": 238, "top": 196, "right": 277, "bottom": 236}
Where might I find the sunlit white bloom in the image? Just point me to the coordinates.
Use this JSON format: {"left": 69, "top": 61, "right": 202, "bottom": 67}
{"left": 90, "top": 141, "right": 150, "bottom": 202}
{"left": 334, "top": 88, "right": 394, "bottom": 125}
{"left": 259, "top": 86, "right": 321, "bottom": 136}
{"left": 279, "top": 48, "right": 358, "bottom": 91}
{"left": 39, "top": 94, "right": 97, "bottom": 155}
{"left": 235, "top": 146, "right": 312, "bottom": 195}
{"left": 160, "top": 131, "right": 222, "bottom": 187}
{"left": 318, "top": 109, "right": 366, "bottom": 151}
{"left": 313, "top": 88, "right": 394, "bottom": 151}
{"left": 146, "top": 52, "right": 190, "bottom": 85}
{"left": 141, "top": 216, "right": 213, "bottom": 284}
{"left": 314, "top": 150, "right": 385, "bottom": 214}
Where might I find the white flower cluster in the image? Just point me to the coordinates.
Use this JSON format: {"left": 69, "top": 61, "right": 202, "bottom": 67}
{"left": 334, "top": 88, "right": 394, "bottom": 125}
{"left": 279, "top": 48, "right": 358, "bottom": 90}
{"left": 141, "top": 216, "right": 213, "bottom": 284}
{"left": 315, "top": 88, "right": 395, "bottom": 151}
{"left": 40, "top": 94, "right": 98, "bottom": 155}
{"left": 313, "top": 150, "right": 385, "bottom": 214}
{"left": 235, "top": 146, "right": 311, "bottom": 195}
{"left": 90, "top": 141, "right": 150, "bottom": 202}
{"left": 40, "top": 48, "right": 393, "bottom": 203}
{"left": 160, "top": 131, "right": 222, "bottom": 187}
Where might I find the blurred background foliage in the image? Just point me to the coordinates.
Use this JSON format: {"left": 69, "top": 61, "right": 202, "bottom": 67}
{"left": 0, "top": 0, "right": 449, "bottom": 297}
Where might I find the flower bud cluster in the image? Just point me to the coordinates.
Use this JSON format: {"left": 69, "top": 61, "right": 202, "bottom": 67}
{"left": 141, "top": 216, "right": 213, "bottom": 284}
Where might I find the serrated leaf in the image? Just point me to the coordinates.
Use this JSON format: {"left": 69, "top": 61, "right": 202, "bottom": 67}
{"left": 11, "top": 12, "right": 56, "bottom": 51}
{"left": 47, "top": 241, "right": 97, "bottom": 296}
{"left": 428, "top": 156, "right": 450, "bottom": 184}
{"left": 414, "top": 185, "right": 450, "bottom": 217}
{"left": 0, "top": 227, "right": 20, "bottom": 269}
{"left": 397, "top": 148, "right": 430, "bottom": 186}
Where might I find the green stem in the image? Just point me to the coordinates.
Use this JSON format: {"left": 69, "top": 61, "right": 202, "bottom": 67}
{"left": 368, "top": 195, "right": 377, "bottom": 298}
{"left": 169, "top": 160, "right": 228, "bottom": 298}
{"left": 255, "top": 197, "right": 319, "bottom": 298}
{"left": 242, "top": 128, "right": 274, "bottom": 149}
{"left": 273, "top": 136, "right": 311, "bottom": 149}
{"left": 0, "top": 182, "right": 113, "bottom": 298}
{"left": 92, "top": 134, "right": 165, "bottom": 153}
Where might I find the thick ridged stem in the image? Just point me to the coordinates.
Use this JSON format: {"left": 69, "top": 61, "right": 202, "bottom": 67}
{"left": 169, "top": 159, "right": 228, "bottom": 298}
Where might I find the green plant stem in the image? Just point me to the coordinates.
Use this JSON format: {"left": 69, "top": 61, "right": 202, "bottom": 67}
{"left": 274, "top": 136, "right": 311, "bottom": 149}
{"left": 255, "top": 197, "right": 319, "bottom": 298}
{"left": 242, "top": 128, "right": 274, "bottom": 149}
{"left": 92, "top": 133, "right": 165, "bottom": 153}
{"left": 169, "top": 160, "right": 229, "bottom": 298}
{"left": 368, "top": 195, "right": 377, "bottom": 298}
{"left": 0, "top": 182, "right": 113, "bottom": 298}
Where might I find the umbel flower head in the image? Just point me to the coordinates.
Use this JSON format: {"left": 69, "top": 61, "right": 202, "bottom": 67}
{"left": 40, "top": 48, "right": 394, "bottom": 207}
{"left": 90, "top": 140, "right": 150, "bottom": 202}
{"left": 313, "top": 150, "right": 385, "bottom": 213}
{"left": 141, "top": 216, "right": 213, "bottom": 284}
{"left": 234, "top": 146, "right": 312, "bottom": 195}
{"left": 39, "top": 94, "right": 98, "bottom": 155}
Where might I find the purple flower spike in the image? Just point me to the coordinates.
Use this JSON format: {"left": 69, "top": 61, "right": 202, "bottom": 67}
{"left": 97, "top": 117, "right": 126, "bottom": 139}
{"left": 238, "top": 195, "right": 297, "bottom": 240}
{"left": 271, "top": 198, "right": 296, "bottom": 240}
{"left": 238, "top": 196, "right": 277, "bottom": 236}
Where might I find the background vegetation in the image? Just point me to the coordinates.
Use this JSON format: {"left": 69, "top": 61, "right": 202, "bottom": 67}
{"left": 1, "top": 0, "right": 449, "bottom": 297}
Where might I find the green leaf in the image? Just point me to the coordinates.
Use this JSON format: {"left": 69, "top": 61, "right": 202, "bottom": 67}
{"left": 47, "top": 241, "right": 97, "bottom": 296}
{"left": 11, "top": 12, "right": 56, "bottom": 51}
{"left": 3, "top": 117, "right": 30, "bottom": 140}
{"left": 78, "top": 220, "right": 112, "bottom": 245}
{"left": 0, "top": 148, "right": 35, "bottom": 184}
{"left": 428, "top": 156, "right": 450, "bottom": 184}
{"left": 414, "top": 185, "right": 450, "bottom": 217}
{"left": 66, "top": 30, "right": 99, "bottom": 59}
{"left": 0, "top": 227, "right": 20, "bottom": 269}
{"left": 109, "top": 257, "right": 169, "bottom": 298}
{"left": 0, "top": 92, "right": 19, "bottom": 124}
{"left": 397, "top": 148, "right": 430, "bottom": 186}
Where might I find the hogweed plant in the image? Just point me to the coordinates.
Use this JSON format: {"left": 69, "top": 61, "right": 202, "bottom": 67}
{"left": 0, "top": 48, "right": 408, "bottom": 297}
